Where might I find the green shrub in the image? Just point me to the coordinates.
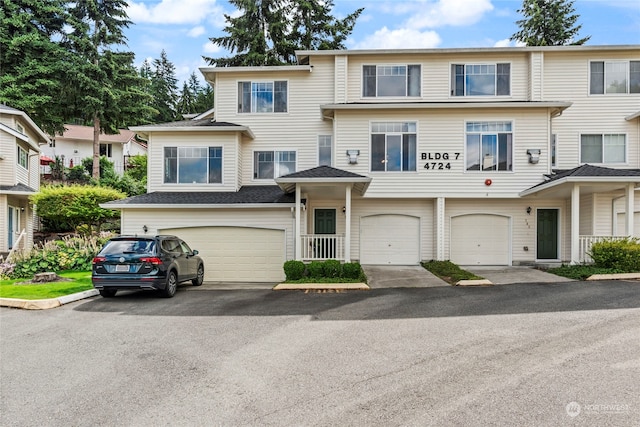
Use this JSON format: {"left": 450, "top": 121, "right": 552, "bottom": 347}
{"left": 323, "top": 259, "right": 341, "bottom": 278}
{"left": 6, "top": 233, "right": 113, "bottom": 279}
{"left": 283, "top": 260, "right": 305, "bottom": 281}
{"left": 590, "top": 238, "right": 640, "bottom": 271}
{"left": 307, "top": 261, "right": 324, "bottom": 279}
{"left": 341, "top": 262, "right": 362, "bottom": 279}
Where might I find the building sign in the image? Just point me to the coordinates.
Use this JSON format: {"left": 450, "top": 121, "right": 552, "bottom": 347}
{"left": 421, "top": 152, "right": 460, "bottom": 170}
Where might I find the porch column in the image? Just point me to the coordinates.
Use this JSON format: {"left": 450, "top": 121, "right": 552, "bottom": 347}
{"left": 295, "top": 184, "right": 301, "bottom": 260}
{"left": 571, "top": 183, "right": 580, "bottom": 264}
{"left": 344, "top": 185, "right": 352, "bottom": 262}
{"left": 436, "top": 197, "right": 446, "bottom": 260}
{"left": 625, "top": 183, "right": 635, "bottom": 236}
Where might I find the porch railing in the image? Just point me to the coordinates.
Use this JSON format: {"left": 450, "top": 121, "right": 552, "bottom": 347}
{"left": 301, "top": 234, "right": 345, "bottom": 261}
{"left": 579, "top": 235, "right": 629, "bottom": 263}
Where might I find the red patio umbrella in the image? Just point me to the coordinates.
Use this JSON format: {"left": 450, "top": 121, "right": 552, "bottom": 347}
{"left": 40, "top": 155, "right": 54, "bottom": 165}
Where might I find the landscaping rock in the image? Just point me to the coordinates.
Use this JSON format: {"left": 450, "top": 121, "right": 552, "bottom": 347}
{"left": 32, "top": 272, "right": 61, "bottom": 283}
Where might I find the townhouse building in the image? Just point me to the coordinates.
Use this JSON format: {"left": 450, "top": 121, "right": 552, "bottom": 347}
{"left": 105, "top": 45, "right": 640, "bottom": 283}
{"left": 0, "top": 104, "right": 49, "bottom": 255}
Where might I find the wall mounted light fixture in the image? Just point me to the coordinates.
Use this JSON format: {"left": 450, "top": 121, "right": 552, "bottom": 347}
{"left": 346, "top": 150, "right": 360, "bottom": 164}
{"left": 143, "top": 225, "right": 148, "bottom": 233}
{"left": 526, "top": 149, "right": 541, "bottom": 164}
{"left": 342, "top": 206, "right": 346, "bottom": 214}
{"left": 526, "top": 206, "right": 532, "bottom": 215}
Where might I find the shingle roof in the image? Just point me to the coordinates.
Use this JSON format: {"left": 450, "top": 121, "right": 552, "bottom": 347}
{"left": 524, "top": 164, "right": 640, "bottom": 193}
{"left": 103, "top": 186, "right": 294, "bottom": 206}
{"left": 0, "top": 183, "right": 37, "bottom": 193}
{"left": 135, "top": 119, "right": 243, "bottom": 128}
{"left": 56, "top": 124, "right": 135, "bottom": 143}
{"left": 280, "top": 165, "right": 368, "bottom": 179}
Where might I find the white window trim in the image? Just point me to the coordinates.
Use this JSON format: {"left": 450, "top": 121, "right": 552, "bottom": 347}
{"left": 578, "top": 132, "right": 628, "bottom": 165}
{"left": 463, "top": 119, "right": 516, "bottom": 174}
{"left": 17, "top": 145, "right": 28, "bottom": 170}
{"left": 588, "top": 59, "right": 638, "bottom": 96}
{"left": 236, "top": 79, "right": 289, "bottom": 114}
{"left": 449, "top": 62, "right": 513, "bottom": 99}
{"left": 252, "top": 149, "right": 298, "bottom": 181}
{"left": 317, "top": 135, "right": 333, "bottom": 167}
{"left": 368, "top": 120, "right": 419, "bottom": 173}
{"left": 162, "top": 145, "right": 225, "bottom": 185}
{"left": 361, "top": 64, "right": 422, "bottom": 99}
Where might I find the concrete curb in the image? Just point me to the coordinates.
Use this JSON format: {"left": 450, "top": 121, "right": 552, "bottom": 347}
{"left": 456, "top": 279, "right": 493, "bottom": 286}
{"left": 0, "top": 289, "right": 99, "bottom": 310}
{"left": 586, "top": 273, "right": 640, "bottom": 281}
{"left": 273, "top": 282, "right": 370, "bottom": 291}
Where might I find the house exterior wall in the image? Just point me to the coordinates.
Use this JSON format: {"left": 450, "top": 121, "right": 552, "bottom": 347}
{"left": 42, "top": 135, "right": 126, "bottom": 172}
{"left": 0, "top": 124, "right": 16, "bottom": 186}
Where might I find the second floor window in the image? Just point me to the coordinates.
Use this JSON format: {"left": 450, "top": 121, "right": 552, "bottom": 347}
{"left": 363, "top": 65, "right": 421, "bottom": 97}
{"left": 17, "top": 146, "right": 28, "bottom": 169}
{"left": 164, "top": 146, "right": 222, "bottom": 184}
{"left": 238, "top": 81, "right": 287, "bottom": 113}
{"left": 581, "top": 134, "right": 626, "bottom": 164}
{"left": 371, "top": 122, "right": 417, "bottom": 172}
{"left": 590, "top": 61, "right": 640, "bottom": 94}
{"left": 466, "top": 121, "right": 513, "bottom": 172}
{"left": 451, "top": 63, "right": 510, "bottom": 96}
{"left": 254, "top": 150, "right": 296, "bottom": 179}
{"left": 318, "top": 135, "right": 332, "bottom": 166}
{"left": 100, "top": 143, "right": 112, "bottom": 157}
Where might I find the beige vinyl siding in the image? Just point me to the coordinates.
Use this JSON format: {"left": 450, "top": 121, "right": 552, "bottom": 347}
{"left": 445, "top": 199, "right": 568, "bottom": 264}
{"left": 543, "top": 49, "right": 640, "bottom": 169}
{"left": 147, "top": 132, "right": 239, "bottom": 192}
{"left": 334, "top": 108, "right": 550, "bottom": 198}
{"left": 349, "top": 199, "right": 433, "bottom": 262}
{"left": 345, "top": 52, "right": 529, "bottom": 102}
{"left": 15, "top": 140, "right": 29, "bottom": 186}
{"left": 612, "top": 194, "right": 640, "bottom": 236}
{"left": 335, "top": 55, "right": 347, "bottom": 103}
{"left": 529, "top": 51, "right": 544, "bottom": 101}
{"left": 120, "top": 208, "right": 295, "bottom": 261}
{"left": 0, "top": 194, "right": 6, "bottom": 251}
{"left": 0, "top": 129, "right": 16, "bottom": 186}
{"left": 579, "top": 194, "right": 594, "bottom": 235}
{"left": 213, "top": 57, "right": 335, "bottom": 184}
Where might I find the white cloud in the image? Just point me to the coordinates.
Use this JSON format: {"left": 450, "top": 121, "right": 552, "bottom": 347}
{"left": 127, "top": 0, "right": 223, "bottom": 25}
{"left": 187, "top": 26, "right": 206, "bottom": 37}
{"left": 353, "top": 27, "right": 441, "bottom": 50}
{"left": 202, "top": 41, "right": 221, "bottom": 54}
{"left": 493, "top": 38, "right": 526, "bottom": 48}
{"left": 405, "top": 0, "right": 494, "bottom": 29}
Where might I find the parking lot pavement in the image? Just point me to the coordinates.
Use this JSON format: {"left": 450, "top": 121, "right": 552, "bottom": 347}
{"left": 1, "top": 280, "right": 639, "bottom": 426}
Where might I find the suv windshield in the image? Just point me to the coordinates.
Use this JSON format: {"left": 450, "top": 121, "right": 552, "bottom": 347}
{"left": 100, "top": 239, "right": 156, "bottom": 256}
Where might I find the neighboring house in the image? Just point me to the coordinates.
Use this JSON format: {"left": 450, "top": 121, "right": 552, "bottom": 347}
{"left": 0, "top": 104, "right": 49, "bottom": 254}
{"left": 42, "top": 124, "right": 138, "bottom": 175}
{"left": 104, "top": 45, "right": 640, "bottom": 283}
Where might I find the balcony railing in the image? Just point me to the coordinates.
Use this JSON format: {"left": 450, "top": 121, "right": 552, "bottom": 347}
{"left": 301, "top": 234, "right": 345, "bottom": 261}
{"left": 579, "top": 235, "right": 629, "bottom": 263}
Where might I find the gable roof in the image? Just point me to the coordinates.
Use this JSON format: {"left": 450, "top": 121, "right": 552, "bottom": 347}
{"left": 101, "top": 186, "right": 295, "bottom": 209}
{"left": 0, "top": 183, "right": 37, "bottom": 195}
{"left": 0, "top": 104, "right": 50, "bottom": 147}
{"left": 275, "top": 165, "right": 372, "bottom": 195}
{"left": 55, "top": 124, "right": 135, "bottom": 144}
{"left": 520, "top": 164, "right": 640, "bottom": 197}
{"left": 129, "top": 119, "right": 255, "bottom": 139}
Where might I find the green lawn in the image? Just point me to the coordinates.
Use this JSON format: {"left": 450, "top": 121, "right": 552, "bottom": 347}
{"left": 0, "top": 271, "right": 93, "bottom": 300}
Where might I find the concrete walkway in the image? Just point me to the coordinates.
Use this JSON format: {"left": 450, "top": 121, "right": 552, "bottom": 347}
{"left": 362, "top": 265, "right": 449, "bottom": 288}
{"left": 463, "top": 266, "right": 576, "bottom": 285}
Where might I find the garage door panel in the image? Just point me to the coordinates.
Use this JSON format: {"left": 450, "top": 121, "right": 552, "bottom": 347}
{"left": 450, "top": 215, "right": 509, "bottom": 265}
{"left": 360, "top": 215, "right": 420, "bottom": 265}
{"left": 161, "top": 227, "right": 285, "bottom": 282}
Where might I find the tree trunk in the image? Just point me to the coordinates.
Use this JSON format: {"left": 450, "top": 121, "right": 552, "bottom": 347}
{"left": 93, "top": 114, "right": 100, "bottom": 179}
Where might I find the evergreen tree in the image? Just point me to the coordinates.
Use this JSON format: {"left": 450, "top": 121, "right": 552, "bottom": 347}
{"left": 150, "top": 50, "right": 179, "bottom": 123}
{"left": 510, "top": 0, "right": 590, "bottom": 46}
{"left": 194, "top": 85, "right": 215, "bottom": 115}
{"left": 205, "top": 0, "right": 362, "bottom": 67}
{"left": 0, "top": 0, "right": 70, "bottom": 134}
{"left": 65, "top": 0, "right": 152, "bottom": 179}
{"left": 175, "top": 82, "right": 196, "bottom": 118}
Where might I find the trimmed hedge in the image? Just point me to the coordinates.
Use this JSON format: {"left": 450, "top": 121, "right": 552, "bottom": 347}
{"left": 589, "top": 238, "right": 640, "bottom": 272}
{"left": 282, "top": 260, "right": 365, "bottom": 282}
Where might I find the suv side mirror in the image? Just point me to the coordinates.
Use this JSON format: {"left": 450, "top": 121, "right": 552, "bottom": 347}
{"left": 192, "top": 250, "right": 199, "bottom": 255}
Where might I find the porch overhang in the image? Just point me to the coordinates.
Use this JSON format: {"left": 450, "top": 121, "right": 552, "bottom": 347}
{"left": 275, "top": 166, "right": 372, "bottom": 196}
{"left": 626, "top": 111, "right": 640, "bottom": 121}
{"left": 0, "top": 184, "right": 37, "bottom": 196}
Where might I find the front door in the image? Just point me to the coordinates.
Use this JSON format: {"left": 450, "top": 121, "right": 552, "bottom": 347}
{"left": 314, "top": 209, "right": 336, "bottom": 258}
{"left": 537, "top": 209, "right": 558, "bottom": 259}
{"left": 7, "top": 206, "right": 18, "bottom": 249}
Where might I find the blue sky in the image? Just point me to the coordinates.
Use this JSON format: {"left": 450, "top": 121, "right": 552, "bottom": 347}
{"left": 123, "top": 0, "right": 640, "bottom": 84}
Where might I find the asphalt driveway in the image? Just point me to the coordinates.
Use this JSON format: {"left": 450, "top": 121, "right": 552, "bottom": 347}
{"left": 2, "top": 280, "right": 639, "bottom": 426}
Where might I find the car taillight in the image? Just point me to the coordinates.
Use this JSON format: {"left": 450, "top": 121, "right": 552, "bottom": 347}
{"left": 140, "top": 257, "right": 162, "bottom": 265}
{"left": 92, "top": 256, "right": 106, "bottom": 264}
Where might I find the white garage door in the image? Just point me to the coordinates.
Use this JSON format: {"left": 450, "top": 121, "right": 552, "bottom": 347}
{"left": 451, "top": 214, "right": 510, "bottom": 265}
{"left": 161, "top": 227, "right": 285, "bottom": 282}
{"left": 360, "top": 215, "right": 420, "bottom": 265}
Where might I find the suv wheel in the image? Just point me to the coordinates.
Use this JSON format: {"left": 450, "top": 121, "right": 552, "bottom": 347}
{"left": 99, "top": 289, "right": 117, "bottom": 298}
{"left": 162, "top": 270, "right": 177, "bottom": 298}
{"left": 192, "top": 264, "right": 204, "bottom": 286}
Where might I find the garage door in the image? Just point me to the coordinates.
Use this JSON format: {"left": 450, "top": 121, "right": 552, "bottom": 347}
{"left": 161, "top": 227, "right": 285, "bottom": 282}
{"left": 450, "top": 214, "right": 510, "bottom": 265}
{"left": 360, "top": 215, "right": 420, "bottom": 265}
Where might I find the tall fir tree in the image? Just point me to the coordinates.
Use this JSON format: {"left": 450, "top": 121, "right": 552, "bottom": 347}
{"left": 510, "top": 0, "right": 590, "bottom": 46}
{"left": 205, "top": 0, "right": 362, "bottom": 67}
{"left": 175, "top": 82, "right": 196, "bottom": 118}
{"left": 65, "top": 0, "right": 152, "bottom": 179}
{"left": 0, "top": 0, "right": 70, "bottom": 134}
{"left": 150, "top": 50, "right": 179, "bottom": 123}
